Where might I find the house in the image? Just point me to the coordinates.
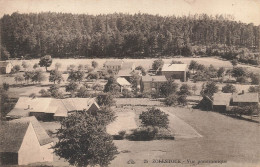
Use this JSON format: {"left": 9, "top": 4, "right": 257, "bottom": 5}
{"left": 116, "top": 77, "right": 132, "bottom": 92}
{"left": 0, "top": 61, "right": 12, "bottom": 74}
{"left": 161, "top": 63, "right": 188, "bottom": 81}
{"left": 103, "top": 60, "right": 124, "bottom": 73}
{"left": 0, "top": 117, "right": 53, "bottom": 165}
{"left": 212, "top": 93, "right": 232, "bottom": 112}
{"left": 140, "top": 75, "right": 167, "bottom": 92}
{"left": 6, "top": 97, "right": 100, "bottom": 121}
{"left": 231, "top": 92, "right": 259, "bottom": 107}
{"left": 10, "top": 116, "right": 53, "bottom": 163}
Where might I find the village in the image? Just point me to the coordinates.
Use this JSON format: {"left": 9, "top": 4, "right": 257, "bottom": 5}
{"left": 0, "top": 55, "right": 260, "bottom": 166}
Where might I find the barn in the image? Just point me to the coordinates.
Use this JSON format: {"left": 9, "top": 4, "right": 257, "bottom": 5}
{"left": 161, "top": 63, "right": 188, "bottom": 82}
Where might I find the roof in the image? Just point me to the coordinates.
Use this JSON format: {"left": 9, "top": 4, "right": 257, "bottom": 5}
{"left": 7, "top": 97, "right": 100, "bottom": 118}
{"left": 53, "top": 98, "right": 100, "bottom": 117}
{"left": 104, "top": 60, "right": 123, "bottom": 67}
{"left": 121, "top": 62, "right": 134, "bottom": 70}
{"left": 213, "top": 93, "right": 232, "bottom": 106}
{"left": 0, "top": 121, "right": 30, "bottom": 152}
{"left": 0, "top": 61, "right": 11, "bottom": 68}
{"left": 161, "top": 63, "right": 188, "bottom": 72}
{"left": 142, "top": 75, "right": 168, "bottom": 82}
{"left": 232, "top": 93, "right": 259, "bottom": 103}
{"left": 11, "top": 116, "right": 53, "bottom": 146}
{"left": 7, "top": 97, "right": 52, "bottom": 118}
{"left": 117, "top": 69, "right": 133, "bottom": 77}
{"left": 117, "top": 77, "right": 131, "bottom": 86}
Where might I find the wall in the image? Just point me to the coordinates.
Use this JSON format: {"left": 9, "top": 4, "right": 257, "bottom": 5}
{"left": 40, "top": 142, "right": 54, "bottom": 162}
{"left": 0, "top": 152, "right": 18, "bottom": 165}
{"left": 162, "top": 71, "right": 186, "bottom": 81}
{"left": 18, "top": 123, "right": 42, "bottom": 165}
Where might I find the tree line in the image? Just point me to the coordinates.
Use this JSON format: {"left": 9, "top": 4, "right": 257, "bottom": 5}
{"left": 1, "top": 12, "right": 259, "bottom": 60}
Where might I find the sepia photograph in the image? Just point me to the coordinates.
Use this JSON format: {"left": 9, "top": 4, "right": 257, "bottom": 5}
{"left": 0, "top": 0, "right": 260, "bottom": 166}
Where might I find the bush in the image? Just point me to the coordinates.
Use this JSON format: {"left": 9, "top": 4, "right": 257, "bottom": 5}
{"left": 139, "top": 107, "right": 169, "bottom": 129}
{"left": 164, "top": 94, "right": 178, "bottom": 106}
{"left": 113, "top": 130, "right": 126, "bottom": 140}
{"left": 122, "top": 89, "right": 135, "bottom": 98}
{"left": 222, "top": 84, "right": 237, "bottom": 93}
{"left": 126, "top": 126, "right": 158, "bottom": 141}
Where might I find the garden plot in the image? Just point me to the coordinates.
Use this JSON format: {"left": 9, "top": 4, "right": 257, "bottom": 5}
{"left": 106, "top": 108, "right": 138, "bottom": 135}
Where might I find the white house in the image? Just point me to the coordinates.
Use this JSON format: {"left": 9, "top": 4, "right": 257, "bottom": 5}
{"left": 0, "top": 117, "right": 53, "bottom": 165}
{"left": 0, "top": 61, "right": 12, "bottom": 74}
{"left": 116, "top": 77, "right": 132, "bottom": 92}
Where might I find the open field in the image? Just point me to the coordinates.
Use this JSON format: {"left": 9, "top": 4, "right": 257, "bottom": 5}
{"left": 5, "top": 57, "right": 260, "bottom": 73}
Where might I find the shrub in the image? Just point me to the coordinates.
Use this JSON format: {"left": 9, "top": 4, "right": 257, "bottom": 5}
{"left": 164, "top": 94, "right": 178, "bottom": 106}
{"left": 139, "top": 107, "right": 169, "bottom": 129}
{"left": 222, "top": 84, "right": 237, "bottom": 93}
{"left": 126, "top": 126, "right": 158, "bottom": 141}
{"left": 122, "top": 89, "right": 134, "bottom": 98}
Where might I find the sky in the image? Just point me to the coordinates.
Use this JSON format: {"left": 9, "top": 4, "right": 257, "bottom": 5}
{"left": 0, "top": 0, "right": 260, "bottom": 25}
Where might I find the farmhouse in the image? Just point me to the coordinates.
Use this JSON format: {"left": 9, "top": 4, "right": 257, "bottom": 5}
{"left": 103, "top": 60, "right": 124, "bottom": 73}
{"left": 161, "top": 63, "right": 188, "bottom": 81}
{"left": 212, "top": 93, "right": 232, "bottom": 112}
{"left": 231, "top": 92, "right": 259, "bottom": 107}
{"left": 140, "top": 75, "right": 167, "bottom": 92}
{"left": 6, "top": 97, "right": 100, "bottom": 121}
{"left": 116, "top": 77, "right": 132, "bottom": 92}
{"left": 0, "top": 117, "right": 53, "bottom": 165}
{"left": 0, "top": 61, "right": 12, "bottom": 74}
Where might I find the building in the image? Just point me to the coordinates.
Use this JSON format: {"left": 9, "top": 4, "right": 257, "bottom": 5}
{"left": 231, "top": 92, "right": 259, "bottom": 107}
{"left": 140, "top": 75, "right": 167, "bottom": 92}
{"left": 0, "top": 117, "right": 53, "bottom": 165}
{"left": 161, "top": 63, "right": 188, "bottom": 81}
{"left": 121, "top": 62, "right": 135, "bottom": 71}
{"left": 116, "top": 77, "right": 132, "bottom": 92}
{"left": 0, "top": 61, "right": 12, "bottom": 74}
{"left": 212, "top": 93, "right": 232, "bottom": 112}
{"left": 6, "top": 97, "right": 100, "bottom": 121}
{"left": 103, "top": 60, "right": 124, "bottom": 73}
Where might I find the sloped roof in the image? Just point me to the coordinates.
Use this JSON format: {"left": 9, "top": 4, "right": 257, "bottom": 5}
{"left": 161, "top": 63, "right": 188, "bottom": 72}
{"left": 232, "top": 93, "right": 259, "bottom": 103}
{"left": 142, "top": 75, "right": 167, "bottom": 82}
{"left": 104, "top": 60, "right": 123, "bottom": 66}
{"left": 11, "top": 116, "right": 53, "bottom": 146}
{"left": 0, "top": 61, "right": 11, "bottom": 68}
{"left": 0, "top": 121, "right": 30, "bottom": 152}
{"left": 213, "top": 93, "right": 232, "bottom": 106}
{"left": 121, "top": 62, "right": 134, "bottom": 70}
{"left": 117, "top": 77, "right": 131, "bottom": 86}
{"left": 117, "top": 69, "right": 133, "bottom": 77}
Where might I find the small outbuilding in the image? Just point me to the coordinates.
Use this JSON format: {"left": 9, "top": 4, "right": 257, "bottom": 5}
{"left": 140, "top": 75, "right": 167, "bottom": 92}
{"left": 0, "top": 61, "right": 12, "bottom": 74}
{"left": 116, "top": 77, "right": 132, "bottom": 92}
{"left": 212, "top": 93, "right": 232, "bottom": 112}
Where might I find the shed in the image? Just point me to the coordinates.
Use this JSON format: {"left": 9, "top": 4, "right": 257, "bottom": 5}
{"left": 116, "top": 77, "right": 132, "bottom": 92}
{"left": 141, "top": 75, "right": 167, "bottom": 92}
{"left": 161, "top": 64, "right": 188, "bottom": 81}
{"left": 212, "top": 93, "right": 232, "bottom": 111}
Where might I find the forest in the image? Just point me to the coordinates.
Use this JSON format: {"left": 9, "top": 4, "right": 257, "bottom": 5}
{"left": 1, "top": 12, "right": 259, "bottom": 63}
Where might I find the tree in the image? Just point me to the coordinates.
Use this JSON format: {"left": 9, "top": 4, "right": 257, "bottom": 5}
{"left": 1, "top": 46, "right": 10, "bottom": 60}
{"left": 55, "top": 62, "right": 62, "bottom": 70}
{"left": 139, "top": 107, "right": 169, "bottom": 129}
{"left": 222, "top": 84, "right": 237, "bottom": 93}
{"left": 77, "top": 86, "right": 90, "bottom": 98}
{"left": 39, "top": 55, "right": 52, "bottom": 71}
{"left": 97, "top": 93, "right": 115, "bottom": 107}
{"left": 200, "top": 81, "right": 219, "bottom": 98}
{"left": 87, "top": 72, "right": 99, "bottom": 80}
{"left": 14, "top": 74, "right": 24, "bottom": 84}
{"left": 177, "top": 95, "right": 188, "bottom": 106}
{"left": 53, "top": 111, "right": 119, "bottom": 167}
{"left": 231, "top": 59, "right": 238, "bottom": 66}
{"left": 2, "top": 83, "right": 9, "bottom": 91}
{"left": 152, "top": 59, "right": 164, "bottom": 71}
{"left": 23, "top": 71, "right": 34, "bottom": 84}
{"left": 189, "top": 60, "right": 198, "bottom": 74}
{"left": 164, "top": 94, "right": 178, "bottom": 106}
{"left": 49, "top": 70, "right": 64, "bottom": 84}
{"left": 33, "top": 63, "right": 39, "bottom": 69}
{"left": 92, "top": 83, "right": 103, "bottom": 92}
{"left": 31, "top": 69, "right": 46, "bottom": 83}
{"left": 178, "top": 84, "right": 191, "bottom": 96}
{"left": 68, "top": 70, "right": 85, "bottom": 83}
{"left": 65, "top": 82, "right": 79, "bottom": 97}
{"left": 22, "top": 61, "right": 30, "bottom": 70}
{"left": 248, "top": 86, "right": 260, "bottom": 93}
{"left": 129, "top": 72, "right": 141, "bottom": 89}
{"left": 39, "top": 89, "right": 51, "bottom": 97}
{"left": 250, "top": 73, "right": 260, "bottom": 85}
{"left": 191, "top": 84, "right": 198, "bottom": 95}
{"left": 48, "top": 84, "right": 64, "bottom": 98}
{"left": 159, "top": 80, "right": 178, "bottom": 97}
{"left": 217, "top": 67, "right": 225, "bottom": 79}
{"left": 104, "top": 77, "right": 120, "bottom": 94}
{"left": 12, "top": 65, "right": 21, "bottom": 73}
{"left": 135, "top": 66, "right": 146, "bottom": 76}
{"left": 92, "top": 61, "right": 98, "bottom": 69}
{"left": 232, "top": 67, "right": 247, "bottom": 79}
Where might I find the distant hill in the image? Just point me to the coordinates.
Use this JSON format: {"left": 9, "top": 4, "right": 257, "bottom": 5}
{"left": 1, "top": 12, "right": 259, "bottom": 61}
